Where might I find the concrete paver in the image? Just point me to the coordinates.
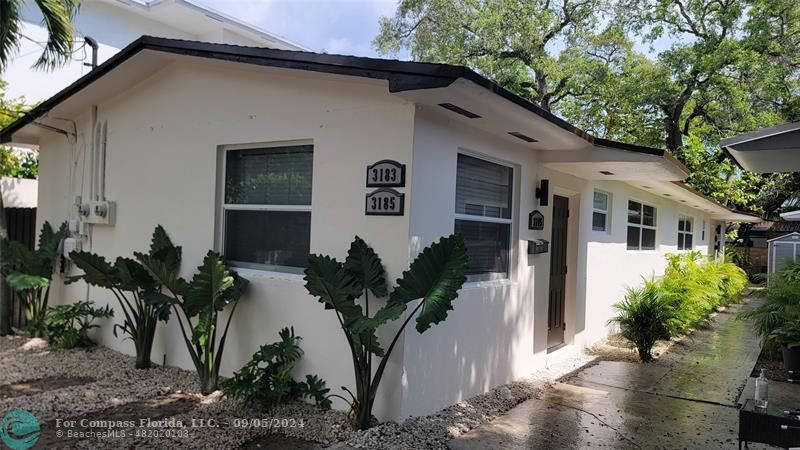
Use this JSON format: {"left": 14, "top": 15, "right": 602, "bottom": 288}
{"left": 449, "top": 296, "right": 781, "bottom": 449}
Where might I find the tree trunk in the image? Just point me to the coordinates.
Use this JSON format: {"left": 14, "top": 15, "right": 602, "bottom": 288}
{"left": 664, "top": 115, "right": 683, "bottom": 156}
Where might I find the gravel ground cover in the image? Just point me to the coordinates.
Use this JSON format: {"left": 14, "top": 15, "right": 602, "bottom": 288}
{"left": 0, "top": 375, "right": 95, "bottom": 398}
{"left": 1, "top": 334, "right": 600, "bottom": 449}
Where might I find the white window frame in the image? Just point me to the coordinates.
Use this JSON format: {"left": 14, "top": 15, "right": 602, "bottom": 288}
{"left": 218, "top": 140, "right": 313, "bottom": 275}
{"left": 677, "top": 215, "right": 694, "bottom": 251}
{"left": 627, "top": 199, "right": 657, "bottom": 251}
{"left": 592, "top": 190, "right": 610, "bottom": 232}
{"left": 454, "top": 152, "right": 515, "bottom": 282}
{"left": 701, "top": 219, "right": 706, "bottom": 241}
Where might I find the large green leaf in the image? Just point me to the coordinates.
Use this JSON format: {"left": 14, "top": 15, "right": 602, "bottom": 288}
{"left": 304, "top": 254, "right": 364, "bottom": 322}
{"left": 142, "top": 291, "right": 174, "bottom": 321}
{"left": 135, "top": 251, "right": 189, "bottom": 297}
{"left": 183, "top": 251, "right": 239, "bottom": 317}
{"left": 344, "top": 236, "right": 388, "bottom": 299}
{"left": 114, "top": 257, "right": 156, "bottom": 292}
{"left": 6, "top": 272, "right": 49, "bottom": 291}
{"left": 0, "top": 237, "right": 35, "bottom": 274}
{"left": 347, "top": 301, "right": 407, "bottom": 335}
{"left": 33, "top": 221, "right": 68, "bottom": 276}
{"left": 68, "top": 251, "right": 118, "bottom": 289}
{"left": 389, "top": 234, "right": 468, "bottom": 333}
{"left": 148, "top": 225, "right": 182, "bottom": 272}
{"left": 353, "top": 329, "right": 385, "bottom": 357}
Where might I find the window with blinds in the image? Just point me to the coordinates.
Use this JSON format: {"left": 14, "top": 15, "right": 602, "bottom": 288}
{"left": 221, "top": 144, "right": 313, "bottom": 273}
{"left": 454, "top": 153, "right": 513, "bottom": 281}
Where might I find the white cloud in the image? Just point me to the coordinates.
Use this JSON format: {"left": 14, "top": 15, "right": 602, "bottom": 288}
{"left": 196, "top": 0, "right": 400, "bottom": 56}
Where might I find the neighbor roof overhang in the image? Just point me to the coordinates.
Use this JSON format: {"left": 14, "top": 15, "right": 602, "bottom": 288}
{"left": 780, "top": 210, "right": 800, "bottom": 222}
{"left": 721, "top": 122, "right": 800, "bottom": 173}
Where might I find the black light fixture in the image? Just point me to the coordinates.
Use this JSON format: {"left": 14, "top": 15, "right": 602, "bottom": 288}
{"left": 535, "top": 179, "right": 549, "bottom": 206}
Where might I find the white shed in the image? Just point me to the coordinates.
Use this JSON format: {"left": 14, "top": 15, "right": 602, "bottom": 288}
{"left": 768, "top": 232, "right": 800, "bottom": 273}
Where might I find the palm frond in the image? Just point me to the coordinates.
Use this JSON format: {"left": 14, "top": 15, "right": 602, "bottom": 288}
{"left": 31, "top": 0, "right": 80, "bottom": 70}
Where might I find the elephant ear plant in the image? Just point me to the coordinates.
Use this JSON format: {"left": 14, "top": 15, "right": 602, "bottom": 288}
{"left": 68, "top": 225, "right": 180, "bottom": 369}
{"left": 304, "top": 234, "right": 467, "bottom": 430}
{"left": 139, "top": 250, "right": 248, "bottom": 394}
{"left": 0, "top": 221, "right": 68, "bottom": 336}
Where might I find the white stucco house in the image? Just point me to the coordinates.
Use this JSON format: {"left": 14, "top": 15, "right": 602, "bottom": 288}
{"left": 4, "top": 0, "right": 305, "bottom": 102}
{"left": 0, "top": 37, "right": 760, "bottom": 422}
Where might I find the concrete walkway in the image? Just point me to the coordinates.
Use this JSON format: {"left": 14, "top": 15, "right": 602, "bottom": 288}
{"left": 449, "top": 296, "right": 777, "bottom": 450}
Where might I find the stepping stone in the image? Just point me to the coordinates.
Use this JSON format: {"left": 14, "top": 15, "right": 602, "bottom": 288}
{"left": 0, "top": 376, "right": 95, "bottom": 399}
{"left": 35, "top": 393, "right": 197, "bottom": 448}
{"left": 241, "top": 434, "right": 324, "bottom": 449}
{"left": 570, "top": 361, "right": 670, "bottom": 392}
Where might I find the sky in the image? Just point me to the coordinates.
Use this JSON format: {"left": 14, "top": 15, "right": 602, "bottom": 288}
{"left": 198, "top": 0, "right": 399, "bottom": 57}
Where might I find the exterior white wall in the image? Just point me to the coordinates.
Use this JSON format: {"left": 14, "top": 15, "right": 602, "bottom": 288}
{"left": 404, "top": 107, "right": 557, "bottom": 418}
{"left": 573, "top": 180, "right": 715, "bottom": 347}
{"left": 35, "top": 60, "right": 416, "bottom": 421}
{"left": 33, "top": 57, "right": 724, "bottom": 422}
{"left": 403, "top": 107, "right": 716, "bottom": 417}
{"left": 4, "top": 1, "right": 280, "bottom": 102}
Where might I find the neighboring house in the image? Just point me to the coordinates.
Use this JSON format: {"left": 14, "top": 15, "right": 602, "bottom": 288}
{"left": 4, "top": 0, "right": 305, "bottom": 102}
{"left": 0, "top": 37, "right": 760, "bottom": 422}
{"left": 734, "top": 220, "right": 800, "bottom": 273}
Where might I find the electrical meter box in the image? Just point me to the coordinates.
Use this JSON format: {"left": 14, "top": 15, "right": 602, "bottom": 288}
{"left": 85, "top": 200, "right": 116, "bottom": 225}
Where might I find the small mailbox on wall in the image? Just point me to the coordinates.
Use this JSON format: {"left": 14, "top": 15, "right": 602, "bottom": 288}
{"left": 528, "top": 239, "right": 549, "bottom": 254}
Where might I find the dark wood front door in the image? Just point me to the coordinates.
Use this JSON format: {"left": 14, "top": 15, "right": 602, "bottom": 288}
{"left": 547, "top": 195, "right": 569, "bottom": 349}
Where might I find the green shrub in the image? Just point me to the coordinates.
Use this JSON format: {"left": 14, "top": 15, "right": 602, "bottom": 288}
{"left": 659, "top": 252, "right": 747, "bottom": 334}
{"left": 139, "top": 250, "right": 248, "bottom": 394}
{"left": 615, "top": 253, "right": 749, "bottom": 361}
{"left": 304, "top": 235, "right": 467, "bottom": 429}
{"left": 740, "top": 262, "right": 800, "bottom": 345}
{"left": 69, "top": 226, "right": 180, "bottom": 369}
{"left": 0, "top": 222, "right": 69, "bottom": 336}
{"left": 609, "top": 280, "right": 675, "bottom": 362}
{"left": 768, "top": 318, "right": 800, "bottom": 349}
{"left": 44, "top": 301, "right": 113, "bottom": 349}
{"left": 223, "top": 327, "right": 331, "bottom": 409}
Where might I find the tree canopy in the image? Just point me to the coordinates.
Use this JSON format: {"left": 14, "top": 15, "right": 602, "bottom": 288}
{"left": 0, "top": 81, "right": 36, "bottom": 179}
{"left": 375, "top": 0, "right": 800, "bottom": 218}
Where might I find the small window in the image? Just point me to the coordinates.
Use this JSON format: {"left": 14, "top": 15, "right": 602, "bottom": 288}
{"left": 592, "top": 190, "right": 609, "bottom": 232}
{"left": 701, "top": 220, "right": 706, "bottom": 241}
{"left": 455, "top": 153, "right": 513, "bottom": 281}
{"left": 678, "top": 215, "right": 694, "bottom": 250}
{"left": 221, "top": 143, "right": 313, "bottom": 273}
{"left": 627, "top": 200, "right": 657, "bottom": 250}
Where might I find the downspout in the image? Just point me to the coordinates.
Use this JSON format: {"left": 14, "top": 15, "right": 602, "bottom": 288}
{"left": 89, "top": 106, "right": 97, "bottom": 201}
{"left": 99, "top": 121, "right": 107, "bottom": 200}
{"left": 84, "top": 36, "right": 99, "bottom": 69}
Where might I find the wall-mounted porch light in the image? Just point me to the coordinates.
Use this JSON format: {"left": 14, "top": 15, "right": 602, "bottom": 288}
{"left": 535, "top": 179, "right": 549, "bottom": 206}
